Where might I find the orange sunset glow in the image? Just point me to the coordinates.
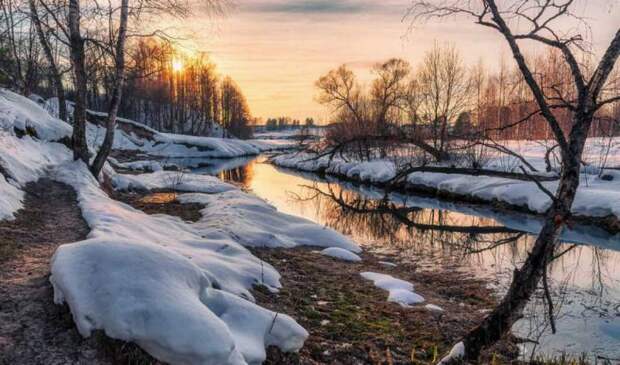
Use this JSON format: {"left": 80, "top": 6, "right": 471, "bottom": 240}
{"left": 158, "top": 0, "right": 619, "bottom": 122}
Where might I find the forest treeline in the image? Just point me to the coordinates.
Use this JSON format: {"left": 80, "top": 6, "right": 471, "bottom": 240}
{"left": 0, "top": 0, "right": 252, "bottom": 139}
{"left": 319, "top": 44, "right": 620, "bottom": 162}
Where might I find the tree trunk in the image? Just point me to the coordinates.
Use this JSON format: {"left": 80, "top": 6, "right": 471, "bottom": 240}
{"left": 89, "top": 0, "right": 129, "bottom": 177}
{"left": 68, "top": 0, "right": 89, "bottom": 162}
{"left": 29, "top": 0, "right": 67, "bottom": 122}
{"left": 462, "top": 112, "right": 593, "bottom": 361}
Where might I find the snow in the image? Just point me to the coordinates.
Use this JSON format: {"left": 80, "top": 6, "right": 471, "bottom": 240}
{"left": 320, "top": 247, "right": 362, "bottom": 262}
{"left": 51, "top": 238, "right": 307, "bottom": 365}
{"left": 0, "top": 174, "right": 22, "bottom": 221}
{"left": 0, "top": 89, "right": 378, "bottom": 364}
{"left": 360, "top": 272, "right": 424, "bottom": 307}
{"left": 82, "top": 108, "right": 294, "bottom": 159}
{"left": 115, "top": 159, "right": 164, "bottom": 172}
{"left": 379, "top": 261, "right": 397, "bottom": 267}
{"left": 0, "top": 89, "right": 72, "bottom": 219}
{"left": 425, "top": 304, "right": 445, "bottom": 313}
{"left": 0, "top": 89, "right": 72, "bottom": 141}
{"left": 50, "top": 161, "right": 309, "bottom": 364}
{"left": 406, "top": 170, "right": 620, "bottom": 218}
{"left": 177, "top": 192, "right": 361, "bottom": 252}
{"left": 437, "top": 341, "right": 465, "bottom": 365}
{"left": 271, "top": 148, "right": 620, "bottom": 221}
{"left": 111, "top": 170, "right": 237, "bottom": 193}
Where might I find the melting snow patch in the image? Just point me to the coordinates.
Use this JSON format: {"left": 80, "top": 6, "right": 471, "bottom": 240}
{"left": 379, "top": 261, "right": 397, "bottom": 267}
{"left": 49, "top": 162, "right": 315, "bottom": 364}
{"left": 111, "top": 171, "right": 237, "bottom": 193}
{"left": 360, "top": 272, "right": 424, "bottom": 307}
{"left": 437, "top": 341, "right": 465, "bottom": 365}
{"left": 425, "top": 304, "right": 445, "bottom": 313}
{"left": 177, "top": 192, "right": 360, "bottom": 252}
{"left": 320, "top": 247, "right": 362, "bottom": 262}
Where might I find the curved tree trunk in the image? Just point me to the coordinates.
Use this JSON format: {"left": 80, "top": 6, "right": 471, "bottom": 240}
{"left": 89, "top": 0, "right": 129, "bottom": 177}
{"left": 462, "top": 161, "right": 579, "bottom": 359}
{"left": 462, "top": 109, "right": 595, "bottom": 361}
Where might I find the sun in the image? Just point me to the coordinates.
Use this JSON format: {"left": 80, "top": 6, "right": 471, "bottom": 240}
{"left": 172, "top": 58, "right": 184, "bottom": 72}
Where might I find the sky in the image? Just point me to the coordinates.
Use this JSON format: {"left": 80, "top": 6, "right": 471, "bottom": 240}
{"left": 168, "top": 0, "right": 619, "bottom": 122}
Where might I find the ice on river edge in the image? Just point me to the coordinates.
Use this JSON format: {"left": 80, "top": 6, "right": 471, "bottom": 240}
{"left": 0, "top": 89, "right": 362, "bottom": 364}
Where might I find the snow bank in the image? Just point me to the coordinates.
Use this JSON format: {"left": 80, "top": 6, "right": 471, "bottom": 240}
{"left": 360, "top": 272, "right": 424, "bottom": 307}
{"left": 0, "top": 174, "right": 22, "bottom": 221}
{"left": 51, "top": 239, "right": 307, "bottom": 365}
{"left": 0, "top": 89, "right": 71, "bottom": 141}
{"left": 0, "top": 89, "right": 72, "bottom": 219}
{"left": 177, "top": 192, "right": 360, "bottom": 252}
{"left": 320, "top": 247, "right": 362, "bottom": 262}
{"left": 50, "top": 162, "right": 309, "bottom": 364}
{"left": 272, "top": 151, "right": 620, "bottom": 221}
{"left": 112, "top": 170, "right": 237, "bottom": 193}
{"left": 246, "top": 139, "right": 297, "bottom": 151}
{"left": 85, "top": 110, "right": 293, "bottom": 159}
{"left": 406, "top": 170, "right": 620, "bottom": 218}
{"left": 115, "top": 159, "right": 164, "bottom": 172}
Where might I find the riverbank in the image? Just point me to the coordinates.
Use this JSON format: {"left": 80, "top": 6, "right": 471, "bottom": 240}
{"left": 111, "top": 189, "right": 518, "bottom": 364}
{"left": 270, "top": 152, "right": 620, "bottom": 234}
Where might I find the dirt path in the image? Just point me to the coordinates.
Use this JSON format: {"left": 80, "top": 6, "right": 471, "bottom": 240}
{"left": 0, "top": 178, "right": 108, "bottom": 365}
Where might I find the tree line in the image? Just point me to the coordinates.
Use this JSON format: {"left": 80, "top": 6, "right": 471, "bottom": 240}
{"left": 263, "top": 116, "right": 315, "bottom": 131}
{"left": 317, "top": 43, "right": 620, "bottom": 162}
{"left": 0, "top": 0, "right": 252, "bottom": 177}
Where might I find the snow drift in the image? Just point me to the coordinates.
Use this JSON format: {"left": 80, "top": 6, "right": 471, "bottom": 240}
{"left": 0, "top": 89, "right": 72, "bottom": 219}
{"left": 0, "top": 89, "right": 363, "bottom": 364}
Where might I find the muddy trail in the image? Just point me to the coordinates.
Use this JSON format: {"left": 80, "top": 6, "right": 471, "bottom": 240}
{"left": 0, "top": 178, "right": 106, "bottom": 365}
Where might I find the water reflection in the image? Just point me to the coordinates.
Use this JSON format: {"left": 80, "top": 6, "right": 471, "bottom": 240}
{"left": 210, "top": 157, "right": 620, "bottom": 360}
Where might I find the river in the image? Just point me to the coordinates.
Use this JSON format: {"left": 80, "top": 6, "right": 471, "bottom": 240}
{"left": 173, "top": 155, "right": 620, "bottom": 361}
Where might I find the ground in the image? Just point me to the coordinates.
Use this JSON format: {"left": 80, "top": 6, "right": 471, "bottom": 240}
{"left": 0, "top": 179, "right": 102, "bottom": 364}
{"left": 253, "top": 248, "right": 518, "bottom": 365}
{"left": 0, "top": 176, "right": 518, "bottom": 365}
{"left": 113, "top": 190, "right": 519, "bottom": 365}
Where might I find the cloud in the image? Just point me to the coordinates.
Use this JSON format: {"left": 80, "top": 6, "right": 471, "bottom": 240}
{"left": 243, "top": 0, "right": 382, "bottom": 15}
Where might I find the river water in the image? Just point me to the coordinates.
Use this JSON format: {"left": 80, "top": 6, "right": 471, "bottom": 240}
{"left": 177, "top": 155, "right": 619, "bottom": 360}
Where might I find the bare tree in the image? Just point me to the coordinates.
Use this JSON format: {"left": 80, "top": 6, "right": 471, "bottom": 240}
{"left": 316, "top": 61, "right": 448, "bottom": 161}
{"left": 408, "top": 0, "right": 620, "bottom": 361}
{"left": 417, "top": 43, "right": 470, "bottom": 154}
{"left": 89, "top": 0, "right": 129, "bottom": 176}
{"left": 0, "top": 0, "right": 44, "bottom": 94}
{"left": 28, "top": 0, "right": 67, "bottom": 122}
{"left": 370, "top": 58, "right": 411, "bottom": 133}
{"left": 67, "top": 0, "right": 88, "bottom": 162}
{"left": 65, "top": 0, "right": 226, "bottom": 175}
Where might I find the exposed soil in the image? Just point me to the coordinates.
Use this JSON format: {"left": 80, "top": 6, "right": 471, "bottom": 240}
{"left": 0, "top": 179, "right": 103, "bottom": 364}
{"left": 0, "top": 179, "right": 160, "bottom": 365}
{"left": 252, "top": 247, "right": 517, "bottom": 365}
{"left": 114, "top": 188, "right": 519, "bottom": 365}
{"left": 111, "top": 191, "right": 205, "bottom": 222}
